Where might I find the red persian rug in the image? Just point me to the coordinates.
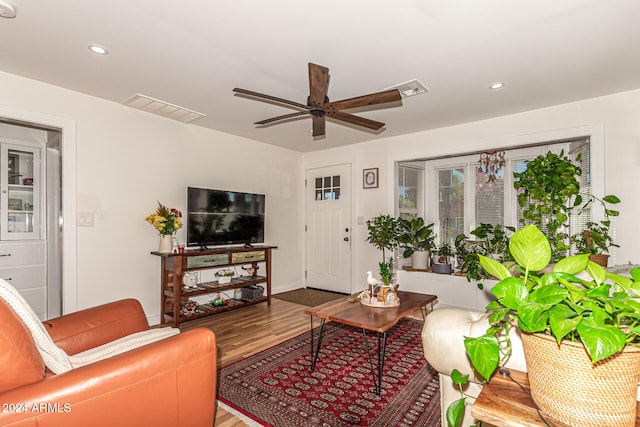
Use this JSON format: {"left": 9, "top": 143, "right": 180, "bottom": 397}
{"left": 218, "top": 317, "right": 441, "bottom": 426}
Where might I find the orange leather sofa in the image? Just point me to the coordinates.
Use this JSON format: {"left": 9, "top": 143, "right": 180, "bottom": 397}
{"left": 0, "top": 298, "right": 217, "bottom": 427}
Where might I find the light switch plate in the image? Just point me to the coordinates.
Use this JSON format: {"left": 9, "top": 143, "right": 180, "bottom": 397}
{"left": 78, "top": 212, "right": 94, "bottom": 227}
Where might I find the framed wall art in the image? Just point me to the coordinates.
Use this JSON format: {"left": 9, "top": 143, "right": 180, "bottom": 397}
{"left": 363, "top": 168, "right": 379, "bottom": 189}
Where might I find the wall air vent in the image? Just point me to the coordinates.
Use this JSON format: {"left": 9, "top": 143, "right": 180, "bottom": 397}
{"left": 385, "top": 79, "right": 429, "bottom": 98}
{"left": 122, "top": 94, "right": 206, "bottom": 123}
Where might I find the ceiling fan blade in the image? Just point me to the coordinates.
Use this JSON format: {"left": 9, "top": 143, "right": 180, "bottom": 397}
{"left": 327, "top": 110, "right": 385, "bottom": 130}
{"left": 233, "top": 88, "right": 308, "bottom": 110}
{"left": 312, "top": 115, "right": 325, "bottom": 137}
{"left": 308, "top": 63, "right": 329, "bottom": 108}
{"left": 328, "top": 89, "right": 401, "bottom": 111}
{"left": 254, "top": 111, "right": 309, "bottom": 125}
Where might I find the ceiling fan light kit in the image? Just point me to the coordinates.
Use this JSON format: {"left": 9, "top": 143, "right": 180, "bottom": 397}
{"left": 0, "top": 0, "right": 17, "bottom": 18}
{"left": 233, "top": 63, "right": 402, "bottom": 138}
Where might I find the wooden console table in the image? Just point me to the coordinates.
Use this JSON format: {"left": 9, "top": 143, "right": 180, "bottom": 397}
{"left": 152, "top": 245, "right": 276, "bottom": 327}
{"left": 472, "top": 368, "right": 640, "bottom": 427}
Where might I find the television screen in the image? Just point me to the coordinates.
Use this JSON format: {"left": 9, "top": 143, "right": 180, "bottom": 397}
{"left": 186, "top": 187, "right": 265, "bottom": 248}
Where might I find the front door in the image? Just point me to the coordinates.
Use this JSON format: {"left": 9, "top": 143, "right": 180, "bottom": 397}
{"left": 305, "top": 164, "right": 351, "bottom": 293}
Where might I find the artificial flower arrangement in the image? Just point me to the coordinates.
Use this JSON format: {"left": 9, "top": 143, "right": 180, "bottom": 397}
{"left": 145, "top": 202, "right": 183, "bottom": 235}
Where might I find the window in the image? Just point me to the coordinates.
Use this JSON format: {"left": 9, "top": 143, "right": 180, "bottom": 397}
{"left": 397, "top": 162, "right": 424, "bottom": 219}
{"left": 397, "top": 138, "right": 591, "bottom": 249}
{"left": 437, "top": 167, "right": 465, "bottom": 243}
{"left": 315, "top": 175, "right": 340, "bottom": 200}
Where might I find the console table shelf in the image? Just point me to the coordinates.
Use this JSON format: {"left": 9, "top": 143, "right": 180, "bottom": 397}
{"left": 152, "top": 245, "right": 276, "bottom": 327}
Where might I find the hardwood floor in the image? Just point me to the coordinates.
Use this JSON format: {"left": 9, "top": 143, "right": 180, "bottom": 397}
{"left": 179, "top": 298, "right": 310, "bottom": 426}
{"left": 179, "top": 297, "right": 427, "bottom": 426}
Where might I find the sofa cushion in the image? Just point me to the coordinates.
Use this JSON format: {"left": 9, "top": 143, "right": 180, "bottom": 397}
{"left": 0, "top": 299, "right": 45, "bottom": 393}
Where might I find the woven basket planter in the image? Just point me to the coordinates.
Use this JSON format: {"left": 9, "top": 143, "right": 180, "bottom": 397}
{"left": 521, "top": 332, "right": 640, "bottom": 427}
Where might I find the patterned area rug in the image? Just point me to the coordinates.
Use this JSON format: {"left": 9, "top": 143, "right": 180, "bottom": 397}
{"left": 218, "top": 318, "right": 441, "bottom": 426}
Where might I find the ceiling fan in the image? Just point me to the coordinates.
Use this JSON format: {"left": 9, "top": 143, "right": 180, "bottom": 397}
{"left": 233, "top": 63, "right": 402, "bottom": 138}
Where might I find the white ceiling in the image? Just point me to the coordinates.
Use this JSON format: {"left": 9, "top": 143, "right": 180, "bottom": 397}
{"left": 1, "top": 1, "right": 639, "bottom": 153}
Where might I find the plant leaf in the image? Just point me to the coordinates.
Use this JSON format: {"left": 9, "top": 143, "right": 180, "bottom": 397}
{"left": 509, "top": 225, "right": 551, "bottom": 272}
{"left": 553, "top": 254, "right": 589, "bottom": 275}
{"left": 478, "top": 255, "right": 511, "bottom": 280}
{"left": 491, "top": 277, "right": 529, "bottom": 310}
{"left": 586, "top": 261, "right": 607, "bottom": 285}
{"left": 451, "top": 369, "right": 469, "bottom": 385}
{"left": 603, "top": 194, "right": 621, "bottom": 204}
{"left": 446, "top": 398, "right": 466, "bottom": 427}
{"left": 577, "top": 320, "right": 627, "bottom": 363}
{"left": 517, "top": 300, "right": 550, "bottom": 332}
{"left": 464, "top": 335, "right": 500, "bottom": 382}
{"left": 548, "top": 304, "right": 582, "bottom": 342}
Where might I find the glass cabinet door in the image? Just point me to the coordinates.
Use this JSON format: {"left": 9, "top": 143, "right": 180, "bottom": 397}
{"left": 1, "top": 144, "right": 41, "bottom": 240}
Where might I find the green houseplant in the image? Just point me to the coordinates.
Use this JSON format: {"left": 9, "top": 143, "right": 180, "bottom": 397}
{"left": 366, "top": 214, "right": 400, "bottom": 263}
{"left": 447, "top": 225, "right": 640, "bottom": 427}
{"left": 433, "top": 242, "right": 454, "bottom": 274}
{"left": 397, "top": 216, "right": 436, "bottom": 269}
{"left": 571, "top": 194, "right": 621, "bottom": 267}
{"left": 454, "top": 224, "right": 515, "bottom": 288}
{"left": 513, "top": 150, "right": 582, "bottom": 260}
{"left": 366, "top": 214, "right": 401, "bottom": 284}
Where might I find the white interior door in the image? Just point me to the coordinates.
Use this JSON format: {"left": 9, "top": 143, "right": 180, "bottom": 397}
{"left": 305, "top": 164, "right": 351, "bottom": 294}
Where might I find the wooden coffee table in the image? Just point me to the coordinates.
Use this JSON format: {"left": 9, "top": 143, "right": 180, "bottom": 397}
{"left": 304, "top": 290, "right": 437, "bottom": 395}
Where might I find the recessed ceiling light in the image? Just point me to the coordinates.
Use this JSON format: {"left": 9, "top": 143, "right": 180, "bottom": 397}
{"left": 88, "top": 44, "right": 108, "bottom": 55}
{"left": 489, "top": 82, "right": 505, "bottom": 90}
{"left": 0, "top": 0, "right": 17, "bottom": 18}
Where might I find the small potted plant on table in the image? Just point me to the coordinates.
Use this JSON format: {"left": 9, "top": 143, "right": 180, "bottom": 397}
{"left": 215, "top": 269, "right": 234, "bottom": 284}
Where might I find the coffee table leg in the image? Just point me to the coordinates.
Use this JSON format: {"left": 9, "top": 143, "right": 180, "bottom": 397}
{"left": 310, "top": 318, "right": 325, "bottom": 370}
{"left": 361, "top": 329, "right": 387, "bottom": 396}
{"left": 377, "top": 332, "right": 387, "bottom": 395}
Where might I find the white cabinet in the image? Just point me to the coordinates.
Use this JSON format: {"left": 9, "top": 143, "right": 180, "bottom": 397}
{"left": 1, "top": 143, "right": 42, "bottom": 240}
{"left": 0, "top": 241, "right": 47, "bottom": 319}
{"left": 0, "top": 139, "right": 46, "bottom": 319}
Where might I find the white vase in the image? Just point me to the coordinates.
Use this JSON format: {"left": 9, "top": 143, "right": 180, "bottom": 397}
{"left": 158, "top": 235, "right": 172, "bottom": 253}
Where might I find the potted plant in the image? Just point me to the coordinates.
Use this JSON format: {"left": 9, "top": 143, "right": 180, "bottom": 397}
{"left": 433, "top": 242, "right": 454, "bottom": 274}
{"left": 378, "top": 257, "right": 394, "bottom": 286}
{"left": 454, "top": 234, "right": 483, "bottom": 281}
{"left": 215, "top": 268, "right": 234, "bottom": 284}
{"left": 366, "top": 214, "right": 401, "bottom": 263}
{"left": 366, "top": 214, "right": 401, "bottom": 285}
{"left": 397, "top": 216, "right": 436, "bottom": 270}
{"left": 448, "top": 225, "right": 640, "bottom": 427}
{"left": 513, "top": 150, "right": 582, "bottom": 260}
{"left": 571, "top": 194, "right": 621, "bottom": 267}
{"left": 469, "top": 223, "right": 515, "bottom": 262}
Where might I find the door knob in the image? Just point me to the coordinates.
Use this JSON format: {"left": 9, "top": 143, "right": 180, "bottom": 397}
{"left": 343, "top": 237, "right": 349, "bottom": 242}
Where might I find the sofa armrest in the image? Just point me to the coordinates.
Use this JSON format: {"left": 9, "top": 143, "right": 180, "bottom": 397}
{"left": 0, "top": 328, "right": 217, "bottom": 427}
{"left": 43, "top": 299, "right": 149, "bottom": 355}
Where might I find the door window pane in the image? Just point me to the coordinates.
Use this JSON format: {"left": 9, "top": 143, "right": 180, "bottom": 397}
{"left": 315, "top": 175, "right": 341, "bottom": 201}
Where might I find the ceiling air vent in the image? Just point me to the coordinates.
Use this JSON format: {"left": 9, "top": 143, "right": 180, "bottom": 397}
{"left": 122, "top": 94, "right": 206, "bottom": 123}
{"left": 385, "top": 79, "right": 429, "bottom": 98}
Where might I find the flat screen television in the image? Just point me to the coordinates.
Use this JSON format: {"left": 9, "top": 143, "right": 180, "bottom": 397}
{"left": 186, "top": 187, "right": 265, "bottom": 248}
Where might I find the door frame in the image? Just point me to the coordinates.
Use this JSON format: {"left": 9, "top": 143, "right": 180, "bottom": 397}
{"left": 304, "top": 162, "right": 355, "bottom": 294}
{"left": 0, "top": 105, "right": 78, "bottom": 314}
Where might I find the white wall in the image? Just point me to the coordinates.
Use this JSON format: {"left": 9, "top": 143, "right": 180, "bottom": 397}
{"left": 304, "top": 89, "right": 640, "bottom": 292}
{"left": 0, "top": 71, "right": 304, "bottom": 324}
